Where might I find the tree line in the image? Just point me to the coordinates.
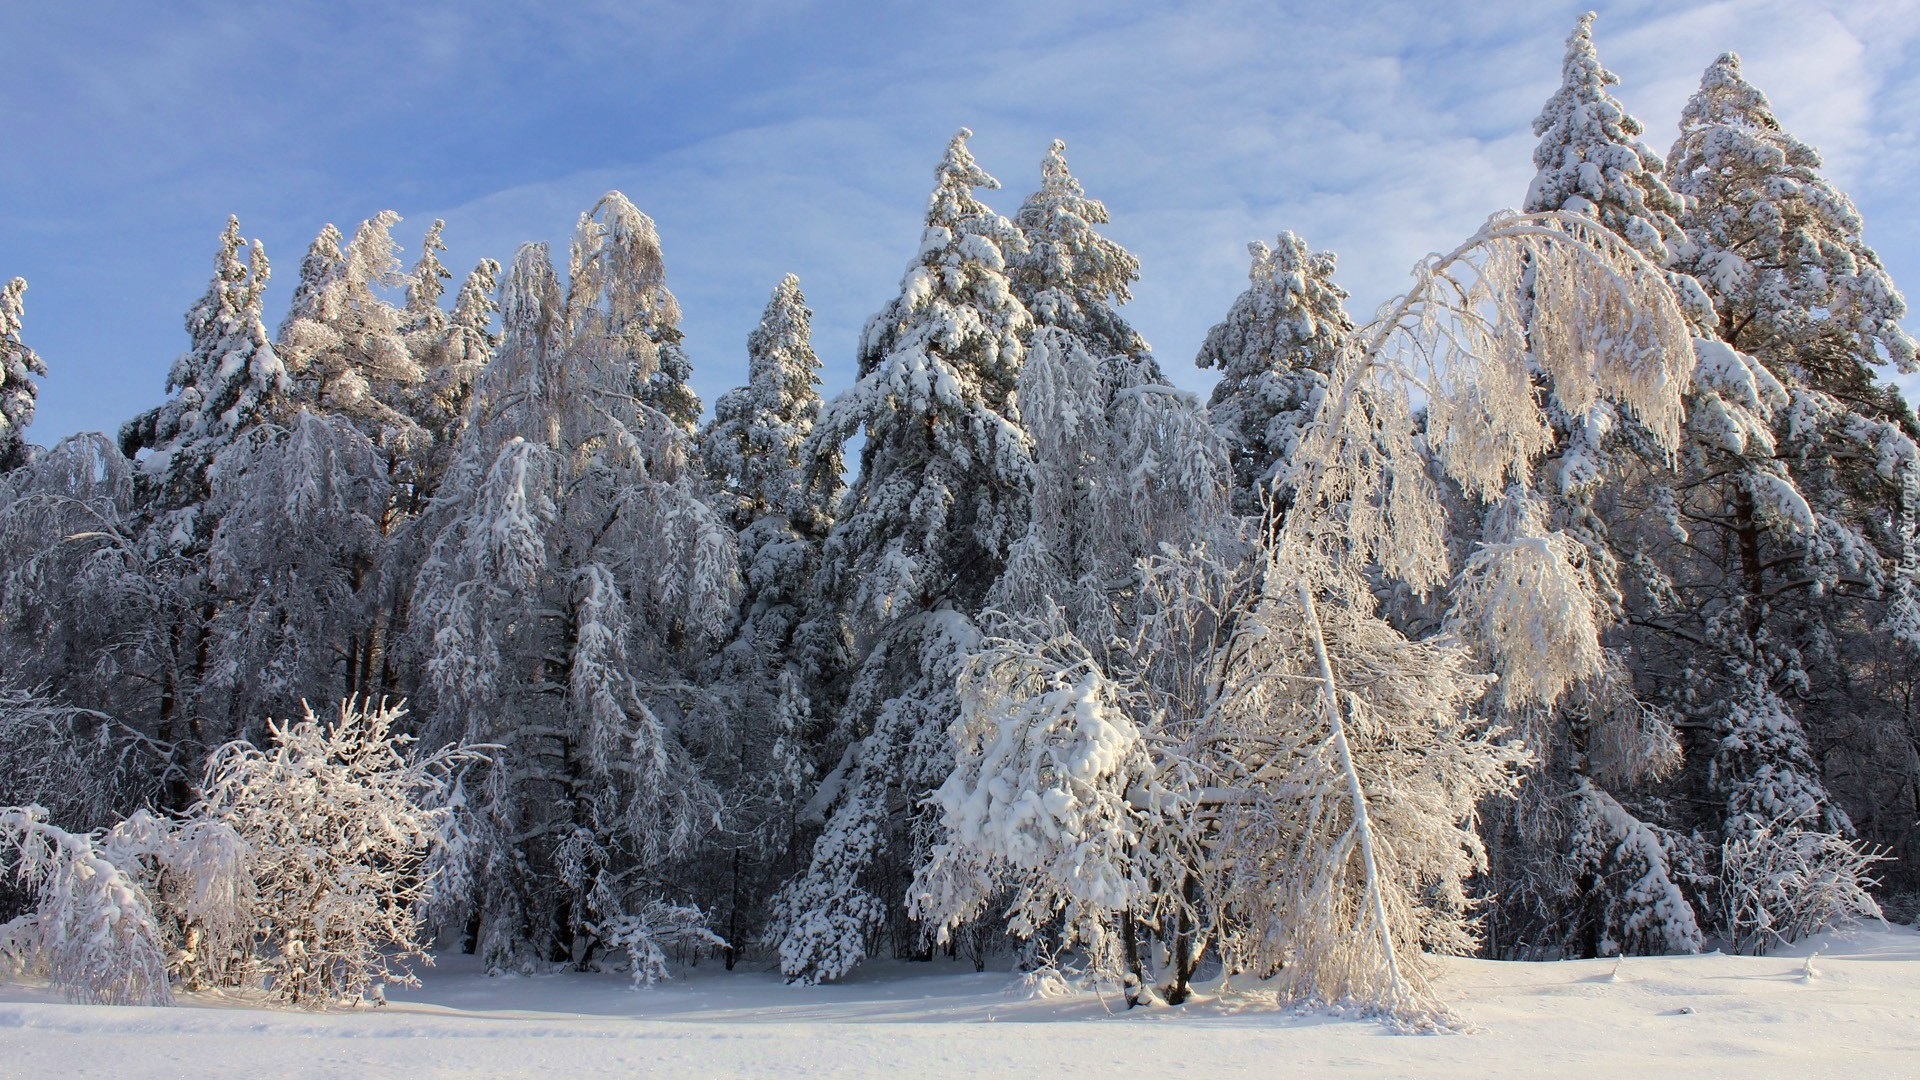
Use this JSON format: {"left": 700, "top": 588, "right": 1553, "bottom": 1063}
{"left": 0, "top": 15, "right": 1913, "bottom": 1023}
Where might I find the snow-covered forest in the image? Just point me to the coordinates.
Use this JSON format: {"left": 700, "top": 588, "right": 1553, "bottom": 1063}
{"left": 1, "top": 14, "right": 1915, "bottom": 1029}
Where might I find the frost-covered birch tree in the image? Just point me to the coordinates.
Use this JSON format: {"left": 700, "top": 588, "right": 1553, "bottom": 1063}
{"left": 921, "top": 205, "right": 1701, "bottom": 1023}
{"left": 0, "top": 278, "right": 46, "bottom": 474}
{"left": 773, "top": 130, "right": 1032, "bottom": 984}
{"left": 411, "top": 193, "right": 738, "bottom": 974}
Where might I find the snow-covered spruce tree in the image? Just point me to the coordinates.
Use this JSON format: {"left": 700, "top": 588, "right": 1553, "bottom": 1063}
{"left": 411, "top": 194, "right": 738, "bottom": 975}
{"left": 1524, "top": 12, "right": 1689, "bottom": 267}
{"left": 999, "top": 137, "right": 1226, "bottom": 632}
{"left": 0, "top": 278, "right": 46, "bottom": 473}
{"left": 697, "top": 274, "right": 840, "bottom": 965}
{"left": 1197, "top": 232, "right": 1351, "bottom": 518}
{"left": 587, "top": 215, "right": 703, "bottom": 437}
{"left": 1643, "top": 51, "right": 1917, "bottom": 928}
{"left": 120, "top": 216, "right": 288, "bottom": 513}
{"left": 196, "top": 699, "right": 476, "bottom": 1007}
{"left": 772, "top": 130, "right": 1033, "bottom": 984}
{"left": 1467, "top": 12, "right": 1710, "bottom": 960}
{"left": 113, "top": 218, "right": 289, "bottom": 799}
{"left": 920, "top": 210, "right": 1698, "bottom": 1024}
{"left": 912, "top": 147, "right": 1232, "bottom": 993}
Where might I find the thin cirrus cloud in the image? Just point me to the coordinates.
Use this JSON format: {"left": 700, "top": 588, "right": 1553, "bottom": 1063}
{"left": 5, "top": 1, "right": 1916, "bottom": 443}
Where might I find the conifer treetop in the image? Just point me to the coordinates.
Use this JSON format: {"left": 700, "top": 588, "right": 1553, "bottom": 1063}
{"left": 120, "top": 216, "right": 287, "bottom": 505}
{"left": 1525, "top": 12, "right": 1685, "bottom": 264}
{"left": 0, "top": 277, "right": 47, "bottom": 472}
{"left": 1011, "top": 139, "right": 1149, "bottom": 367}
{"left": 1668, "top": 52, "right": 1916, "bottom": 372}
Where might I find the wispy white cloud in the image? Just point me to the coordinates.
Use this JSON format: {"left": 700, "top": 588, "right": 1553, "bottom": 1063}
{"left": 8, "top": 1, "right": 1917, "bottom": 438}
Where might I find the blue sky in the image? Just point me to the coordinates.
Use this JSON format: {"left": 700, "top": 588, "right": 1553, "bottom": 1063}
{"left": 5, "top": 0, "right": 1918, "bottom": 441}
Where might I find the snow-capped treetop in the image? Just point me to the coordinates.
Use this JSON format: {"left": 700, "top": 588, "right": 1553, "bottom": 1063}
{"left": 1525, "top": 13, "right": 1686, "bottom": 265}
{"left": 404, "top": 219, "right": 453, "bottom": 339}
{"left": 1668, "top": 52, "right": 1917, "bottom": 375}
{"left": 814, "top": 128, "right": 1035, "bottom": 624}
{"left": 279, "top": 224, "right": 345, "bottom": 341}
{"left": 0, "top": 277, "right": 47, "bottom": 473}
{"left": 706, "top": 274, "right": 837, "bottom": 534}
{"left": 120, "top": 217, "right": 288, "bottom": 511}
{"left": 1198, "top": 232, "right": 1351, "bottom": 516}
{"left": 277, "top": 211, "right": 424, "bottom": 446}
{"left": 1010, "top": 139, "right": 1151, "bottom": 369}
{"left": 405, "top": 256, "right": 500, "bottom": 458}
{"left": 565, "top": 192, "right": 703, "bottom": 434}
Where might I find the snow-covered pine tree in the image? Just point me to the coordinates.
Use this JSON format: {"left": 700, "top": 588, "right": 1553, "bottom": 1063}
{"left": 401, "top": 227, "right": 501, "bottom": 496}
{"left": 402, "top": 219, "right": 453, "bottom": 343}
{"left": 912, "top": 143, "right": 1232, "bottom": 994}
{"left": 1471, "top": 12, "right": 1709, "bottom": 960}
{"left": 1196, "top": 233, "right": 1351, "bottom": 518}
{"left": 697, "top": 273, "right": 840, "bottom": 965}
{"left": 1010, "top": 139, "right": 1155, "bottom": 379}
{"left": 411, "top": 193, "right": 738, "bottom": 974}
{"left": 773, "top": 130, "right": 1033, "bottom": 984}
{"left": 1644, "top": 51, "right": 1917, "bottom": 930}
{"left": 0, "top": 278, "right": 47, "bottom": 473}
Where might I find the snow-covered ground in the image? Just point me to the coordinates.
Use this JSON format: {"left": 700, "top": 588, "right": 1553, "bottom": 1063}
{"left": 3, "top": 925, "right": 1917, "bottom": 1078}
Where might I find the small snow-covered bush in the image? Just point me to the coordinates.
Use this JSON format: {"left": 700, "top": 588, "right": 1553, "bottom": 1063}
{"left": 601, "top": 900, "right": 727, "bottom": 987}
{"left": 0, "top": 805, "right": 172, "bottom": 1005}
{"left": 1719, "top": 814, "right": 1885, "bottom": 955}
{"left": 197, "top": 698, "right": 478, "bottom": 1007}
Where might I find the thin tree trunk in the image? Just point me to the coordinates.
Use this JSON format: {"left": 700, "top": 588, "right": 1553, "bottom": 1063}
{"left": 1298, "top": 579, "right": 1406, "bottom": 997}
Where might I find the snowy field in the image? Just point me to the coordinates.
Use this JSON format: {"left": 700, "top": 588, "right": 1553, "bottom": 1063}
{"left": 2, "top": 926, "right": 1917, "bottom": 1079}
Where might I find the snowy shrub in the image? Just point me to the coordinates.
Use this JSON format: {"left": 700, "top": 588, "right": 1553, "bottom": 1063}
{"left": 0, "top": 806, "right": 172, "bottom": 1005}
{"left": 601, "top": 900, "right": 728, "bottom": 987}
{"left": 196, "top": 698, "right": 479, "bottom": 1007}
{"left": 1719, "top": 814, "right": 1885, "bottom": 955}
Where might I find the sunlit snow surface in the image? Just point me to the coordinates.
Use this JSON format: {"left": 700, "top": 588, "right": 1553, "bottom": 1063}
{"left": 3, "top": 926, "right": 1917, "bottom": 1078}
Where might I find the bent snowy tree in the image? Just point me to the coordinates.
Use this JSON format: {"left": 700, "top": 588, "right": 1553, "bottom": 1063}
{"left": 922, "top": 209, "right": 1704, "bottom": 1024}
